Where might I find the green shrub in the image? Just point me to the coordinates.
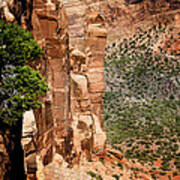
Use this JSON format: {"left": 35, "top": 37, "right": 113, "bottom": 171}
{"left": 104, "top": 20, "right": 180, "bottom": 172}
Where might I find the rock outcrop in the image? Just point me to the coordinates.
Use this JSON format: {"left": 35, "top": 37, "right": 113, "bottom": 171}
{"left": 0, "top": 0, "right": 107, "bottom": 179}
{"left": 64, "top": 0, "right": 180, "bottom": 45}
{"left": 70, "top": 11, "right": 107, "bottom": 162}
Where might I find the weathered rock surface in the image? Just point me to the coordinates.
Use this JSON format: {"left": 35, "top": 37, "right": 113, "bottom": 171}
{"left": 0, "top": 0, "right": 107, "bottom": 178}
{"left": 69, "top": 11, "right": 107, "bottom": 163}
{"left": 31, "top": 0, "right": 70, "bottom": 165}
{"left": 1, "top": 0, "right": 180, "bottom": 179}
{"left": 0, "top": 0, "right": 13, "bottom": 19}
{"left": 64, "top": 0, "right": 180, "bottom": 46}
{"left": 0, "top": 133, "right": 10, "bottom": 179}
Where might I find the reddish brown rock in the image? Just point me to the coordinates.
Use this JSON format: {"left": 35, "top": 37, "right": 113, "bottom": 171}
{"left": 85, "top": 12, "right": 107, "bottom": 151}
{"left": 64, "top": 0, "right": 180, "bottom": 47}
{"left": 1, "top": 0, "right": 180, "bottom": 179}
{"left": 0, "top": 133, "right": 10, "bottom": 179}
{"left": 0, "top": 0, "right": 15, "bottom": 21}
{"left": 30, "top": 0, "right": 71, "bottom": 170}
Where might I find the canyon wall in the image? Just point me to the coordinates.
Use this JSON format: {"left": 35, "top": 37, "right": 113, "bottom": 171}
{"left": 0, "top": 0, "right": 180, "bottom": 179}
{"left": 0, "top": 0, "right": 107, "bottom": 179}
{"left": 29, "top": 1, "right": 71, "bottom": 178}
{"left": 64, "top": 0, "right": 180, "bottom": 46}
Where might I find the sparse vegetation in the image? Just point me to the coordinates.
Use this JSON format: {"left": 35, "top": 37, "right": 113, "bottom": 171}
{"left": 87, "top": 171, "right": 103, "bottom": 180}
{"left": 104, "top": 19, "right": 180, "bottom": 175}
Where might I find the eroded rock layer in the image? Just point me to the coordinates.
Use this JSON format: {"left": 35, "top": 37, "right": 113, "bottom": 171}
{"left": 64, "top": 0, "right": 180, "bottom": 46}
{"left": 1, "top": 0, "right": 180, "bottom": 179}
{"left": 0, "top": 0, "right": 107, "bottom": 179}
{"left": 70, "top": 12, "right": 107, "bottom": 162}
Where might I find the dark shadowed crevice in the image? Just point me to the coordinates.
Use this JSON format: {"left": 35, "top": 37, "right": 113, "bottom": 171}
{"left": 125, "top": 0, "right": 144, "bottom": 4}
{"left": 8, "top": 0, "right": 33, "bottom": 30}
{"left": 1, "top": 119, "right": 26, "bottom": 179}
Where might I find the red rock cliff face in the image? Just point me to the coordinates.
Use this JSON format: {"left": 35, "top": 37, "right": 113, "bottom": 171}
{"left": 30, "top": 0, "right": 72, "bottom": 175}
{"left": 0, "top": 0, "right": 107, "bottom": 178}
{"left": 1, "top": 0, "right": 180, "bottom": 179}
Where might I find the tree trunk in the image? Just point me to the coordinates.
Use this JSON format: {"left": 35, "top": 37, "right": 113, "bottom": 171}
{"left": 0, "top": 118, "right": 26, "bottom": 180}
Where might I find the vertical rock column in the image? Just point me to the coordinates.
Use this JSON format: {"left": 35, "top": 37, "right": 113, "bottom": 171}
{"left": 69, "top": 12, "right": 107, "bottom": 162}
{"left": 85, "top": 12, "right": 107, "bottom": 150}
{"left": 31, "top": 0, "right": 70, "bottom": 167}
{"left": 70, "top": 48, "right": 93, "bottom": 162}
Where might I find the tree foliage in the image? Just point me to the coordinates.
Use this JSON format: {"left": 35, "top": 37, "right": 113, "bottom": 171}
{"left": 0, "top": 22, "right": 48, "bottom": 125}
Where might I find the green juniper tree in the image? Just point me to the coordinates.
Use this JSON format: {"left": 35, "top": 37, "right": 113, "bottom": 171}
{"left": 0, "top": 22, "right": 48, "bottom": 179}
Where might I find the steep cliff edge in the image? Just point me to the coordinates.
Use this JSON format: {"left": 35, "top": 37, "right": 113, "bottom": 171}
{"left": 0, "top": 0, "right": 106, "bottom": 179}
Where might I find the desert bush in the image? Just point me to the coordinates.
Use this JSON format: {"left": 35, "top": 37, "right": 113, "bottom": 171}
{"left": 104, "top": 20, "right": 180, "bottom": 172}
